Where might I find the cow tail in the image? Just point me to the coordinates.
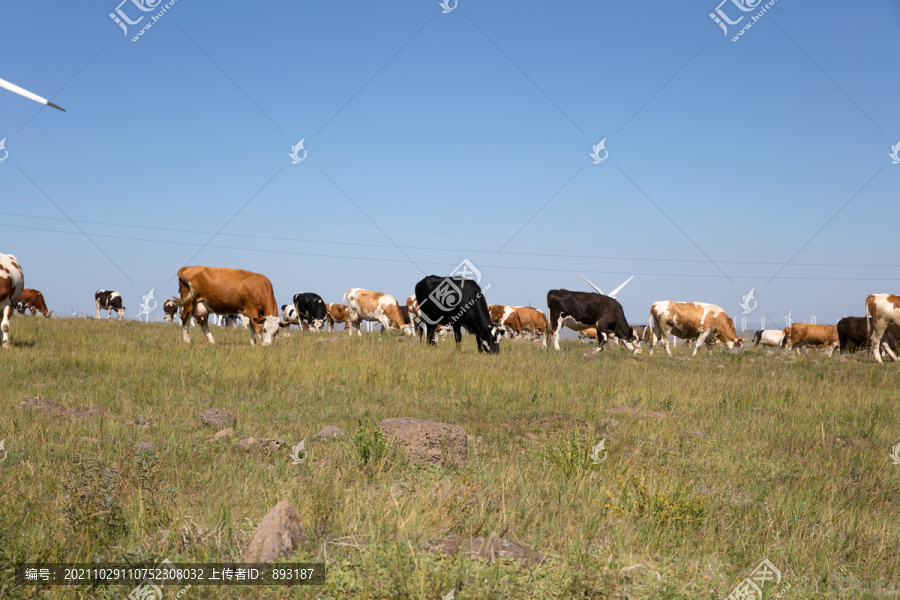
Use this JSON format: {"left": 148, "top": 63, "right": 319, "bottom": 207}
{"left": 175, "top": 277, "right": 196, "bottom": 308}
{"left": 341, "top": 291, "right": 348, "bottom": 306}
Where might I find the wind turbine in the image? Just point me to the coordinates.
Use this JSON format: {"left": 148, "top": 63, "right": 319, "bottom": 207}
{"left": 782, "top": 310, "right": 792, "bottom": 328}
{"left": 578, "top": 273, "right": 634, "bottom": 299}
{"left": 1, "top": 76, "right": 66, "bottom": 111}
{"left": 808, "top": 313, "right": 817, "bottom": 325}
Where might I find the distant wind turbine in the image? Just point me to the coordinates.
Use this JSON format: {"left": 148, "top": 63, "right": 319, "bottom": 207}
{"left": 0, "top": 76, "right": 65, "bottom": 111}
{"left": 578, "top": 273, "right": 633, "bottom": 299}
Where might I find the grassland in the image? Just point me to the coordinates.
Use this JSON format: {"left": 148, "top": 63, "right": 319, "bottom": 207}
{"left": 0, "top": 316, "right": 898, "bottom": 599}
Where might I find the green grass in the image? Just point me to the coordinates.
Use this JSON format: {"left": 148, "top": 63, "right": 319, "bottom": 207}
{"left": 0, "top": 317, "right": 898, "bottom": 599}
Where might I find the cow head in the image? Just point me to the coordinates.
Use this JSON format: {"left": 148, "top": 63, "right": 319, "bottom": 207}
{"left": 14, "top": 301, "right": 26, "bottom": 315}
{"left": 478, "top": 325, "right": 502, "bottom": 354}
{"left": 116, "top": 308, "right": 126, "bottom": 320}
{"left": 261, "top": 315, "right": 283, "bottom": 346}
{"left": 400, "top": 324, "right": 415, "bottom": 336}
{"left": 43, "top": 310, "right": 52, "bottom": 318}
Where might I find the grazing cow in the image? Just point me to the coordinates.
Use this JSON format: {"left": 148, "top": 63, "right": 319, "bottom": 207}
{"left": 751, "top": 329, "right": 787, "bottom": 348}
{"left": 865, "top": 294, "right": 900, "bottom": 363}
{"left": 546, "top": 289, "right": 640, "bottom": 353}
{"left": 785, "top": 323, "right": 839, "bottom": 356}
{"left": 14, "top": 300, "right": 26, "bottom": 315}
{"left": 18, "top": 288, "right": 51, "bottom": 317}
{"left": 325, "top": 303, "right": 349, "bottom": 332}
{"left": 293, "top": 293, "right": 328, "bottom": 331}
{"left": 512, "top": 306, "right": 547, "bottom": 341}
{"left": 406, "top": 294, "right": 449, "bottom": 341}
{"left": 649, "top": 301, "right": 742, "bottom": 356}
{"left": 488, "top": 305, "right": 523, "bottom": 338}
{"left": 343, "top": 288, "right": 413, "bottom": 336}
{"left": 174, "top": 266, "right": 286, "bottom": 346}
{"left": 414, "top": 275, "right": 501, "bottom": 353}
{"left": 837, "top": 316, "right": 899, "bottom": 358}
{"left": 95, "top": 290, "right": 126, "bottom": 320}
{"left": 0, "top": 254, "right": 24, "bottom": 348}
{"left": 163, "top": 298, "right": 178, "bottom": 323}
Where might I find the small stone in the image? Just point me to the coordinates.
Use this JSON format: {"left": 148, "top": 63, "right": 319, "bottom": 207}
{"left": 135, "top": 442, "right": 156, "bottom": 452}
{"left": 130, "top": 418, "right": 154, "bottom": 427}
{"left": 208, "top": 428, "right": 233, "bottom": 442}
{"left": 200, "top": 408, "right": 236, "bottom": 430}
{"left": 242, "top": 501, "right": 306, "bottom": 564}
{"left": 314, "top": 426, "right": 346, "bottom": 440}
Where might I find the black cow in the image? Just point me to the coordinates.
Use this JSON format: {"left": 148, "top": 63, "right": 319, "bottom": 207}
{"left": 546, "top": 289, "right": 640, "bottom": 353}
{"left": 414, "top": 275, "right": 501, "bottom": 353}
{"left": 293, "top": 293, "right": 327, "bottom": 332}
{"left": 95, "top": 290, "right": 126, "bottom": 320}
{"left": 837, "top": 316, "right": 899, "bottom": 358}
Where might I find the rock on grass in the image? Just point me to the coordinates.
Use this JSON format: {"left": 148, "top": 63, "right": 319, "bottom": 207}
{"left": 242, "top": 501, "right": 306, "bottom": 563}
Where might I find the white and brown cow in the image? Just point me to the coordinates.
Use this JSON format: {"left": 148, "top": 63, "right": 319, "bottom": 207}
{"left": 326, "top": 303, "right": 350, "bottom": 332}
{"left": 784, "top": 323, "right": 838, "bottom": 357}
{"left": 512, "top": 306, "right": 547, "bottom": 341}
{"left": 649, "top": 301, "right": 742, "bottom": 356}
{"left": 488, "top": 305, "right": 523, "bottom": 338}
{"left": 18, "top": 288, "right": 51, "bottom": 317}
{"left": 0, "top": 254, "right": 25, "bottom": 348}
{"left": 866, "top": 293, "right": 900, "bottom": 363}
{"left": 175, "top": 266, "right": 287, "bottom": 346}
{"left": 406, "top": 295, "right": 449, "bottom": 341}
{"left": 95, "top": 290, "right": 126, "bottom": 320}
{"left": 343, "top": 288, "right": 413, "bottom": 336}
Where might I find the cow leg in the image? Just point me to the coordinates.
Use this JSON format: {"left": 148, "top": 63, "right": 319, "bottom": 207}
{"left": 879, "top": 337, "right": 898, "bottom": 361}
{"left": 453, "top": 325, "right": 463, "bottom": 347}
{"left": 1, "top": 305, "right": 11, "bottom": 348}
{"left": 691, "top": 331, "right": 711, "bottom": 357}
{"left": 95, "top": 301, "right": 101, "bottom": 319}
{"left": 870, "top": 322, "right": 888, "bottom": 363}
{"left": 180, "top": 308, "right": 193, "bottom": 343}
{"left": 552, "top": 315, "right": 565, "bottom": 350}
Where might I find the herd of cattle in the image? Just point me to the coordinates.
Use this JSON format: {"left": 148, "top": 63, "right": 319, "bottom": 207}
{"left": 3, "top": 253, "right": 900, "bottom": 363}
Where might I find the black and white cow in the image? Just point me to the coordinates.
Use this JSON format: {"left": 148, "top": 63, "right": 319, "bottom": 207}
{"left": 163, "top": 298, "right": 178, "bottom": 323}
{"left": 293, "top": 293, "right": 327, "bottom": 332}
{"left": 414, "top": 275, "right": 501, "bottom": 353}
{"left": 95, "top": 290, "right": 126, "bottom": 320}
{"left": 14, "top": 300, "right": 27, "bottom": 315}
{"left": 546, "top": 289, "right": 641, "bottom": 354}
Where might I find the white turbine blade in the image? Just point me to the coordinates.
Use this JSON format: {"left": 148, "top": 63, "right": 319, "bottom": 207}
{"left": 607, "top": 275, "right": 634, "bottom": 298}
{"left": 578, "top": 273, "right": 604, "bottom": 295}
{"left": 0, "top": 76, "right": 65, "bottom": 111}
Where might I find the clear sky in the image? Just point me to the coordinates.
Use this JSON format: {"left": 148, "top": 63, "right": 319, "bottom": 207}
{"left": 2, "top": 1, "right": 898, "bottom": 328}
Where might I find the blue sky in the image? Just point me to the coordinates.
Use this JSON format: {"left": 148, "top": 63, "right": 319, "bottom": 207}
{"left": 1, "top": 0, "right": 898, "bottom": 328}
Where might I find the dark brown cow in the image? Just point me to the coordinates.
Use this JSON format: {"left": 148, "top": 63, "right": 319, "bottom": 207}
{"left": 837, "top": 316, "right": 899, "bottom": 358}
{"left": 174, "top": 266, "right": 287, "bottom": 346}
{"left": 18, "top": 288, "right": 51, "bottom": 317}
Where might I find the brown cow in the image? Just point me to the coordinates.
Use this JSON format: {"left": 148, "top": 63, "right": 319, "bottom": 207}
{"left": 785, "top": 323, "right": 839, "bottom": 357}
{"left": 343, "top": 288, "right": 412, "bottom": 336}
{"left": 0, "top": 254, "right": 25, "bottom": 348}
{"left": 174, "top": 266, "right": 287, "bottom": 346}
{"left": 325, "top": 303, "right": 349, "bottom": 332}
{"left": 18, "top": 288, "right": 51, "bottom": 317}
{"left": 512, "top": 306, "right": 547, "bottom": 341}
{"left": 488, "top": 305, "right": 523, "bottom": 337}
{"left": 649, "top": 301, "right": 742, "bottom": 356}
